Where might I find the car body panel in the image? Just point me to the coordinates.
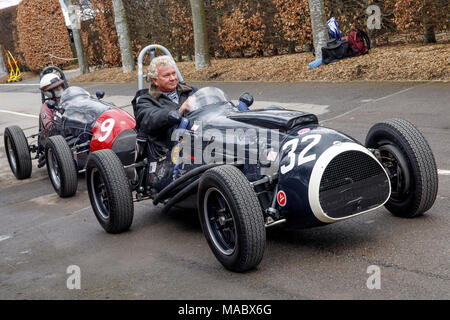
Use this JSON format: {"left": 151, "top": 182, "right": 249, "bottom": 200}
{"left": 143, "top": 93, "right": 391, "bottom": 229}
{"left": 90, "top": 108, "right": 136, "bottom": 152}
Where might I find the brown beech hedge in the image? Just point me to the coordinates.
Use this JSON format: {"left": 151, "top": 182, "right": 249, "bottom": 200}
{"left": 17, "top": 0, "right": 72, "bottom": 72}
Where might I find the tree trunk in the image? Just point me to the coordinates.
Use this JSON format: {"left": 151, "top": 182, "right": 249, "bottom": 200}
{"left": 288, "top": 42, "right": 296, "bottom": 54}
{"left": 209, "top": 47, "right": 215, "bottom": 58}
{"left": 63, "top": 0, "right": 89, "bottom": 74}
{"left": 422, "top": 0, "right": 437, "bottom": 44}
{"left": 308, "top": 0, "right": 329, "bottom": 60}
{"left": 189, "top": 0, "right": 211, "bottom": 69}
{"left": 111, "top": 0, "right": 135, "bottom": 72}
{"left": 0, "top": 47, "right": 7, "bottom": 78}
{"left": 423, "top": 16, "right": 436, "bottom": 44}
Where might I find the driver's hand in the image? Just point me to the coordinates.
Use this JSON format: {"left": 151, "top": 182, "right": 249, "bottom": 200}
{"left": 179, "top": 96, "right": 193, "bottom": 115}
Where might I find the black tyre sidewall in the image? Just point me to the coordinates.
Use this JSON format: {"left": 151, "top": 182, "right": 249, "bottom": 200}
{"left": 4, "top": 126, "right": 32, "bottom": 179}
{"left": 366, "top": 120, "right": 437, "bottom": 217}
{"left": 198, "top": 165, "right": 265, "bottom": 272}
{"left": 198, "top": 175, "right": 244, "bottom": 268}
{"left": 86, "top": 164, "right": 109, "bottom": 231}
{"left": 86, "top": 149, "right": 134, "bottom": 234}
{"left": 45, "top": 136, "right": 78, "bottom": 197}
{"left": 86, "top": 162, "right": 112, "bottom": 231}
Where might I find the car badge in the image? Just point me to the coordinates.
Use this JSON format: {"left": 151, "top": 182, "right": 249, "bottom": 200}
{"left": 297, "top": 128, "right": 311, "bottom": 135}
{"left": 277, "top": 190, "right": 287, "bottom": 207}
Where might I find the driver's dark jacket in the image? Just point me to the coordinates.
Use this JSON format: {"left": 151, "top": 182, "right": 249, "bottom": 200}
{"left": 132, "top": 83, "right": 196, "bottom": 159}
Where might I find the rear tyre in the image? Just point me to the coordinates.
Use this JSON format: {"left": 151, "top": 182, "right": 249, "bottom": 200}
{"left": 46, "top": 135, "right": 78, "bottom": 197}
{"left": 4, "top": 126, "right": 32, "bottom": 179}
{"left": 365, "top": 118, "right": 438, "bottom": 218}
{"left": 198, "top": 165, "right": 265, "bottom": 272}
{"left": 86, "top": 149, "right": 134, "bottom": 234}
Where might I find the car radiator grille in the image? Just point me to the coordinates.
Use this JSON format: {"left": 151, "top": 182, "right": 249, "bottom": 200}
{"left": 319, "top": 150, "right": 390, "bottom": 219}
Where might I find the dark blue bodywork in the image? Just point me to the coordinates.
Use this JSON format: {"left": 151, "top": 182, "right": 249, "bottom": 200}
{"left": 138, "top": 93, "right": 389, "bottom": 229}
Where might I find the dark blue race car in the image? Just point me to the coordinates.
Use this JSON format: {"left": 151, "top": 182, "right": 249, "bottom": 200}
{"left": 86, "top": 85, "right": 438, "bottom": 272}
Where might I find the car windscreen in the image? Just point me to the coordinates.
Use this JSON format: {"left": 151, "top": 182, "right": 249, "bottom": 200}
{"left": 186, "top": 87, "right": 234, "bottom": 120}
{"left": 60, "top": 86, "right": 112, "bottom": 128}
{"left": 60, "top": 86, "right": 91, "bottom": 104}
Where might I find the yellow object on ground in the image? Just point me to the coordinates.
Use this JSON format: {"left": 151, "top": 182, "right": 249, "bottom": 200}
{"left": 6, "top": 51, "right": 22, "bottom": 82}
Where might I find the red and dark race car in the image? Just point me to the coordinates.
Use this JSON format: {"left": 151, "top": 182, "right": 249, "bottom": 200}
{"left": 4, "top": 66, "right": 136, "bottom": 197}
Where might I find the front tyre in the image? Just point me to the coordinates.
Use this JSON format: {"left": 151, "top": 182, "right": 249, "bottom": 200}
{"left": 45, "top": 135, "right": 78, "bottom": 197}
{"left": 366, "top": 118, "right": 438, "bottom": 218}
{"left": 4, "top": 126, "right": 32, "bottom": 179}
{"left": 86, "top": 149, "right": 134, "bottom": 234}
{"left": 198, "top": 165, "right": 265, "bottom": 272}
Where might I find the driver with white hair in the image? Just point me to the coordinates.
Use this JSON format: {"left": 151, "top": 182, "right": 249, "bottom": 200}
{"left": 132, "top": 55, "right": 197, "bottom": 159}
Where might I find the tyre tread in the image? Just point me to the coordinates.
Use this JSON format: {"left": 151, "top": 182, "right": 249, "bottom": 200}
{"left": 47, "top": 135, "right": 78, "bottom": 197}
{"left": 200, "top": 165, "right": 265, "bottom": 272}
{"left": 87, "top": 149, "right": 134, "bottom": 233}
{"left": 4, "top": 126, "right": 32, "bottom": 179}
{"left": 366, "top": 118, "right": 438, "bottom": 217}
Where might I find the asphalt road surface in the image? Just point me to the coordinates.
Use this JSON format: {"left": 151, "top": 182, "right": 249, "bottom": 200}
{"left": 0, "top": 80, "right": 449, "bottom": 300}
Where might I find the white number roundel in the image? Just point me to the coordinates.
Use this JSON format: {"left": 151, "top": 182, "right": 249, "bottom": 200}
{"left": 98, "top": 118, "right": 115, "bottom": 142}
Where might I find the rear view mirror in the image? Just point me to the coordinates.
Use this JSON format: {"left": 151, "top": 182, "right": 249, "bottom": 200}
{"left": 96, "top": 91, "right": 105, "bottom": 99}
{"left": 237, "top": 92, "right": 254, "bottom": 111}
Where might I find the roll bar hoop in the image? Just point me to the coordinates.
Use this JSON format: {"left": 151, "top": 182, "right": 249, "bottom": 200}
{"left": 137, "top": 44, "right": 184, "bottom": 90}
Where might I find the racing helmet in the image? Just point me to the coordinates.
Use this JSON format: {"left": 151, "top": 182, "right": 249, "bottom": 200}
{"left": 40, "top": 73, "right": 65, "bottom": 99}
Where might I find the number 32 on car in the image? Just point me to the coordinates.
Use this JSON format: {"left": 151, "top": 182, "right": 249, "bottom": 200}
{"left": 280, "top": 134, "right": 321, "bottom": 174}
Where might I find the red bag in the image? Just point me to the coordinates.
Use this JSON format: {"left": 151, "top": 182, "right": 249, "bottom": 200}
{"left": 348, "top": 29, "right": 370, "bottom": 56}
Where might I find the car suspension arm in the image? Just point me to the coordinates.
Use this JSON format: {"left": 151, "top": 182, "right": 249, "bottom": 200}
{"left": 160, "top": 179, "right": 200, "bottom": 214}
{"left": 153, "top": 163, "right": 221, "bottom": 205}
